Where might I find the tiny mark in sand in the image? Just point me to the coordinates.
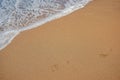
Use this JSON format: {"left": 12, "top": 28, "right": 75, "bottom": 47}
{"left": 97, "top": 48, "right": 113, "bottom": 58}
{"left": 51, "top": 64, "right": 59, "bottom": 72}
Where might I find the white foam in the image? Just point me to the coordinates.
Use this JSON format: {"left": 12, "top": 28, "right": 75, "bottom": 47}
{"left": 0, "top": 30, "right": 19, "bottom": 50}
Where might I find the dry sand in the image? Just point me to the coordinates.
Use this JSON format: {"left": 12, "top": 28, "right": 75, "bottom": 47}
{"left": 0, "top": 0, "right": 120, "bottom": 80}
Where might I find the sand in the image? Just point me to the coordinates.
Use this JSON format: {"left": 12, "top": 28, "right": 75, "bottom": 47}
{"left": 0, "top": 0, "right": 120, "bottom": 80}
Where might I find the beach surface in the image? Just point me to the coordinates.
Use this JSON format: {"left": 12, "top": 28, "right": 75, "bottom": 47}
{"left": 0, "top": 0, "right": 120, "bottom": 80}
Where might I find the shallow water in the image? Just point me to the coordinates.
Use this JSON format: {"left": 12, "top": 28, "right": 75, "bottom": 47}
{"left": 0, "top": 0, "right": 91, "bottom": 50}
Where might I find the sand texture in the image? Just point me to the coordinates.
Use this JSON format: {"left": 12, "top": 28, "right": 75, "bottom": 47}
{"left": 0, "top": 0, "right": 120, "bottom": 80}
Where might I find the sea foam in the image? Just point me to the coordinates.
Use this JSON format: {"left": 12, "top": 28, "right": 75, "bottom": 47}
{"left": 0, "top": 0, "right": 92, "bottom": 50}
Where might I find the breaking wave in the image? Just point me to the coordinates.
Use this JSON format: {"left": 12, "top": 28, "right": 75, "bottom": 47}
{"left": 0, "top": 0, "right": 92, "bottom": 50}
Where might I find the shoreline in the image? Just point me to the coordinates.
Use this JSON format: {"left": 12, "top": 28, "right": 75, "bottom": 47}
{"left": 0, "top": 0, "right": 91, "bottom": 50}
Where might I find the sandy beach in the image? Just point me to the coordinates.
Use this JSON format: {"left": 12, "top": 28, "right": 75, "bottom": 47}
{"left": 0, "top": 0, "right": 120, "bottom": 80}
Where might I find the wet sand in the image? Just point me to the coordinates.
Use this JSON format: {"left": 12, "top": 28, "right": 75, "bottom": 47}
{"left": 0, "top": 0, "right": 120, "bottom": 80}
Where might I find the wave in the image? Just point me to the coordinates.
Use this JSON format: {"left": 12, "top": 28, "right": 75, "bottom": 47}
{"left": 0, "top": 0, "right": 92, "bottom": 50}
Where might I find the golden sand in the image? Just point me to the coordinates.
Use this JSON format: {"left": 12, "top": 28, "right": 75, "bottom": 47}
{"left": 0, "top": 0, "right": 120, "bottom": 80}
